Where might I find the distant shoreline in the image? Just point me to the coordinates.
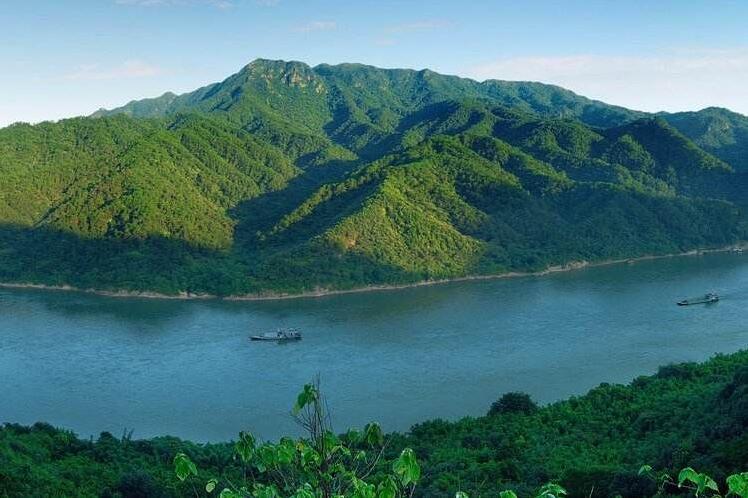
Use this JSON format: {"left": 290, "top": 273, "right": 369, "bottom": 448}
{"left": 1, "top": 243, "right": 745, "bottom": 302}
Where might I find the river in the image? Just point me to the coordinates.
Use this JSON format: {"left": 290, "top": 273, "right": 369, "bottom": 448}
{"left": 2, "top": 252, "right": 748, "bottom": 442}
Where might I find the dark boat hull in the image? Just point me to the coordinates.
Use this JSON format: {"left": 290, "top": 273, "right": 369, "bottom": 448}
{"left": 677, "top": 298, "right": 719, "bottom": 306}
{"left": 250, "top": 336, "right": 302, "bottom": 341}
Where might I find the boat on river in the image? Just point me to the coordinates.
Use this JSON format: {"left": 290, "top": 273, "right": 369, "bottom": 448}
{"left": 250, "top": 328, "right": 302, "bottom": 341}
{"left": 677, "top": 293, "right": 719, "bottom": 306}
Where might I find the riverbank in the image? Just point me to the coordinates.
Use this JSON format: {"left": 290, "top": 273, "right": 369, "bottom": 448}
{"left": 1, "top": 243, "right": 745, "bottom": 301}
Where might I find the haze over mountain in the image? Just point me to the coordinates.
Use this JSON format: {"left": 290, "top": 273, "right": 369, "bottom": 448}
{"left": 1, "top": 59, "right": 747, "bottom": 296}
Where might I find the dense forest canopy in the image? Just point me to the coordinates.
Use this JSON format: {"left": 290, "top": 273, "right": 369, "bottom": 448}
{"left": 1, "top": 59, "right": 748, "bottom": 296}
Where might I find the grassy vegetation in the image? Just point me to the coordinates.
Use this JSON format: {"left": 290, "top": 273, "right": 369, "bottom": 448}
{"left": 2, "top": 350, "right": 748, "bottom": 497}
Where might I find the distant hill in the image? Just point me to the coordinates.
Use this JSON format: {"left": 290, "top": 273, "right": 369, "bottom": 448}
{"left": 94, "top": 59, "right": 645, "bottom": 128}
{"left": 662, "top": 107, "right": 748, "bottom": 171}
{"left": 0, "top": 59, "right": 746, "bottom": 296}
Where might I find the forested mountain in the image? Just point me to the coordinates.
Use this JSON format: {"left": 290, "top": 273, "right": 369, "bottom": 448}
{"left": 94, "top": 59, "right": 643, "bottom": 128}
{"left": 662, "top": 107, "right": 748, "bottom": 172}
{"left": 1, "top": 59, "right": 747, "bottom": 296}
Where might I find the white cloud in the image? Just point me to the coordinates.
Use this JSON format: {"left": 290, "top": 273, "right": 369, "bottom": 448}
{"left": 295, "top": 20, "right": 337, "bottom": 33}
{"left": 64, "top": 60, "right": 164, "bottom": 81}
{"left": 464, "top": 49, "right": 748, "bottom": 115}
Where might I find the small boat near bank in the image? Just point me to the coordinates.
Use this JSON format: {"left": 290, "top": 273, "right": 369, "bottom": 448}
{"left": 250, "top": 328, "right": 302, "bottom": 342}
{"left": 677, "top": 293, "right": 719, "bottom": 306}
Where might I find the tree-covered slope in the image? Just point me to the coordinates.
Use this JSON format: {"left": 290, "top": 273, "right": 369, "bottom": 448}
{"left": 93, "top": 60, "right": 748, "bottom": 174}
{"left": 663, "top": 107, "right": 748, "bottom": 172}
{"left": 1, "top": 59, "right": 747, "bottom": 295}
{"left": 247, "top": 129, "right": 743, "bottom": 293}
{"left": 0, "top": 114, "right": 298, "bottom": 249}
{"left": 397, "top": 350, "right": 748, "bottom": 497}
{"left": 2, "top": 349, "right": 748, "bottom": 497}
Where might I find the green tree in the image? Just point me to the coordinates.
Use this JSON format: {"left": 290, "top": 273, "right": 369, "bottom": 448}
{"left": 174, "top": 381, "right": 420, "bottom": 498}
{"left": 488, "top": 392, "right": 538, "bottom": 416}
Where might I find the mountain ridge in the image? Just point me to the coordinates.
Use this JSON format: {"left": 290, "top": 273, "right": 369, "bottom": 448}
{"left": 91, "top": 59, "right": 748, "bottom": 168}
{"left": 0, "top": 59, "right": 746, "bottom": 296}
{"left": 93, "top": 58, "right": 647, "bottom": 128}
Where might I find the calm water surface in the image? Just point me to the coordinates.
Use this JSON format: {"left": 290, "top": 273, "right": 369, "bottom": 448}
{"left": 2, "top": 252, "right": 748, "bottom": 442}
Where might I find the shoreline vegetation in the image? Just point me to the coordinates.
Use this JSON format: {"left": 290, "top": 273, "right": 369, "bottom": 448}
{"left": 3, "top": 348, "right": 748, "bottom": 497}
{"left": 1, "top": 242, "right": 745, "bottom": 302}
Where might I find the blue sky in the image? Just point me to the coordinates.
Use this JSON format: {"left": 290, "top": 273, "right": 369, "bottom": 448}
{"left": 2, "top": 0, "right": 748, "bottom": 126}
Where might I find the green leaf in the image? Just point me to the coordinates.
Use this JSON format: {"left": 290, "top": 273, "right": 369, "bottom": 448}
{"left": 678, "top": 468, "right": 720, "bottom": 496}
{"left": 253, "top": 484, "right": 280, "bottom": 498}
{"left": 324, "top": 430, "right": 341, "bottom": 448}
{"left": 704, "top": 475, "right": 720, "bottom": 492}
{"left": 173, "top": 452, "right": 198, "bottom": 482}
{"left": 293, "top": 384, "right": 318, "bottom": 414}
{"left": 393, "top": 448, "right": 421, "bottom": 486}
{"left": 234, "top": 431, "right": 256, "bottom": 463}
{"left": 257, "top": 444, "right": 278, "bottom": 470}
{"left": 679, "top": 467, "right": 700, "bottom": 487}
{"left": 455, "top": 492, "right": 469, "bottom": 498}
{"left": 276, "top": 439, "right": 296, "bottom": 465}
{"left": 638, "top": 465, "right": 653, "bottom": 476}
{"left": 219, "top": 489, "right": 241, "bottom": 498}
{"left": 377, "top": 477, "right": 398, "bottom": 498}
{"left": 536, "top": 483, "right": 568, "bottom": 498}
{"left": 500, "top": 491, "right": 518, "bottom": 498}
{"left": 300, "top": 445, "right": 321, "bottom": 468}
{"left": 351, "top": 477, "right": 376, "bottom": 498}
{"left": 330, "top": 444, "right": 351, "bottom": 458}
{"left": 364, "top": 422, "right": 384, "bottom": 447}
{"left": 346, "top": 429, "right": 363, "bottom": 445}
{"left": 291, "top": 483, "right": 315, "bottom": 498}
{"left": 727, "top": 473, "right": 748, "bottom": 497}
{"left": 206, "top": 478, "right": 218, "bottom": 493}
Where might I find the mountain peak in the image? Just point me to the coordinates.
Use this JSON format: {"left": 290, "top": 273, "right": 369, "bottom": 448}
{"left": 244, "top": 58, "right": 314, "bottom": 76}
{"left": 242, "top": 58, "right": 321, "bottom": 89}
{"left": 245, "top": 58, "right": 308, "bottom": 68}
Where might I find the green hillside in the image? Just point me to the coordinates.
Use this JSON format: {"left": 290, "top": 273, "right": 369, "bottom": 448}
{"left": 1, "top": 59, "right": 747, "bottom": 296}
{"left": 663, "top": 107, "right": 748, "bottom": 172}
{"left": 2, "top": 349, "right": 748, "bottom": 497}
